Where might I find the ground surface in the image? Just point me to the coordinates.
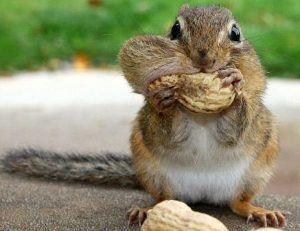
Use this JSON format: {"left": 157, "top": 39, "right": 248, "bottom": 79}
{"left": 0, "top": 176, "right": 299, "bottom": 230}
{"left": 0, "top": 70, "right": 299, "bottom": 230}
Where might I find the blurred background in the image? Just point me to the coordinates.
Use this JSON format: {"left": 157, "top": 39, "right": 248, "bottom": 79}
{"left": 0, "top": 0, "right": 299, "bottom": 76}
{"left": 0, "top": 0, "right": 299, "bottom": 206}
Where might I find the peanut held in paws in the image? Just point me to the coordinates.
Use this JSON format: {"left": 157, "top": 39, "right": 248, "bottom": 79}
{"left": 148, "top": 72, "right": 237, "bottom": 113}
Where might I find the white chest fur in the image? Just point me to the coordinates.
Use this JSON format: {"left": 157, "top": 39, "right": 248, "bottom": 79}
{"left": 160, "top": 115, "right": 251, "bottom": 204}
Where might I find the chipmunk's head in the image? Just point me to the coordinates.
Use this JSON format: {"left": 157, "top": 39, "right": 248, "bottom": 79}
{"left": 169, "top": 5, "right": 245, "bottom": 73}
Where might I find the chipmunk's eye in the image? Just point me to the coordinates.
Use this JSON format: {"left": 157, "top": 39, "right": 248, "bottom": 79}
{"left": 170, "top": 20, "right": 181, "bottom": 40}
{"left": 230, "top": 24, "right": 240, "bottom": 42}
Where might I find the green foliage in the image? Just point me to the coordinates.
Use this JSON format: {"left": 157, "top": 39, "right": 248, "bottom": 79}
{"left": 0, "top": 0, "right": 299, "bottom": 77}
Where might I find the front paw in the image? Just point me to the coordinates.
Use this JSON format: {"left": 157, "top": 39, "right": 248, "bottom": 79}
{"left": 146, "top": 86, "right": 177, "bottom": 112}
{"left": 218, "top": 67, "right": 244, "bottom": 95}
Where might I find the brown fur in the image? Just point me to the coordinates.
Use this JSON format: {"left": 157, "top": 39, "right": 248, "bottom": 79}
{"left": 1, "top": 4, "right": 284, "bottom": 228}
{"left": 120, "top": 5, "right": 284, "bottom": 227}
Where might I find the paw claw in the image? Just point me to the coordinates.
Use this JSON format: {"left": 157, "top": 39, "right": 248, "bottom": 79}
{"left": 127, "top": 207, "right": 139, "bottom": 226}
{"left": 281, "top": 210, "right": 292, "bottom": 216}
{"left": 275, "top": 211, "right": 286, "bottom": 226}
{"left": 267, "top": 213, "right": 278, "bottom": 227}
{"left": 247, "top": 214, "right": 254, "bottom": 224}
{"left": 127, "top": 207, "right": 148, "bottom": 226}
{"left": 260, "top": 215, "right": 268, "bottom": 227}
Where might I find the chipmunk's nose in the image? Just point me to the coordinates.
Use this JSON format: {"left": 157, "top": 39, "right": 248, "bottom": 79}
{"left": 199, "top": 49, "right": 207, "bottom": 58}
{"left": 198, "top": 49, "right": 215, "bottom": 68}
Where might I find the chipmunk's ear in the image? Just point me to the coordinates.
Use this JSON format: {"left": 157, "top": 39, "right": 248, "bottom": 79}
{"left": 179, "top": 4, "right": 190, "bottom": 14}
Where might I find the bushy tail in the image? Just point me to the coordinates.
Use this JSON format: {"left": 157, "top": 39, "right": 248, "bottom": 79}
{"left": 1, "top": 148, "right": 139, "bottom": 187}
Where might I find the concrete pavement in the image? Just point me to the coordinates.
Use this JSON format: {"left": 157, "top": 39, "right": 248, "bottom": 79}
{"left": 0, "top": 70, "right": 299, "bottom": 230}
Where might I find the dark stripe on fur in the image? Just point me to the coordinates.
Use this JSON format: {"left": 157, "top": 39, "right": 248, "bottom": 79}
{"left": 1, "top": 148, "right": 138, "bottom": 187}
{"left": 216, "top": 96, "right": 248, "bottom": 145}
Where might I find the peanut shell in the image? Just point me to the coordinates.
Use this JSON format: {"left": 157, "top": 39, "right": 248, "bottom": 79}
{"left": 148, "top": 73, "right": 236, "bottom": 113}
{"left": 141, "top": 200, "right": 228, "bottom": 231}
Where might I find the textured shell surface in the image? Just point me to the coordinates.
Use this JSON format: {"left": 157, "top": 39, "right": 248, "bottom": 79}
{"left": 148, "top": 73, "right": 236, "bottom": 113}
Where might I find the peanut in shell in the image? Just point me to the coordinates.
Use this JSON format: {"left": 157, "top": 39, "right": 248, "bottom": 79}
{"left": 141, "top": 200, "right": 229, "bottom": 231}
{"left": 148, "top": 72, "right": 237, "bottom": 113}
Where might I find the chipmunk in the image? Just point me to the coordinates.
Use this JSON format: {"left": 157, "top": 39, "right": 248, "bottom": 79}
{"left": 2, "top": 5, "right": 286, "bottom": 228}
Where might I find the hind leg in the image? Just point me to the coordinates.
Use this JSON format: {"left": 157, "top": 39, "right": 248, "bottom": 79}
{"left": 230, "top": 124, "right": 288, "bottom": 227}
{"left": 230, "top": 194, "right": 287, "bottom": 227}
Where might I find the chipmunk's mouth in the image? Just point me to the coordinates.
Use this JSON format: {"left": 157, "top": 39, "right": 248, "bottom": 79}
{"left": 198, "top": 66, "right": 219, "bottom": 74}
{"left": 192, "top": 61, "right": 221, "bottom": 74}
{"left": 198, "top": 62, "right": 231, "bottom": 74}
